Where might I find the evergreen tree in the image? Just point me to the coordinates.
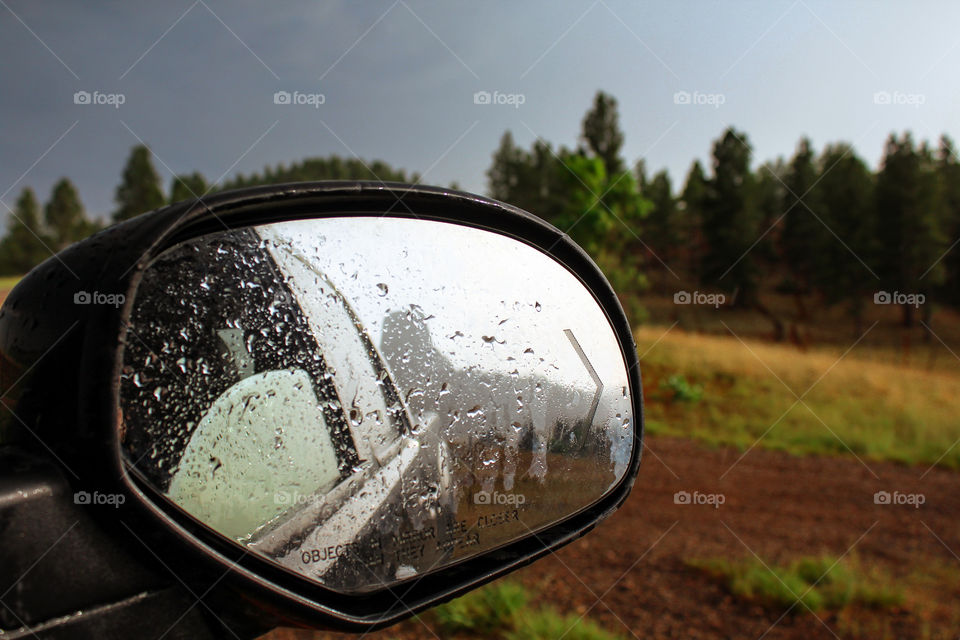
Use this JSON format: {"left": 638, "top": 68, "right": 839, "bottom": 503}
{"left": 754, "top": 158, "right": 787, "bottom": 269}
{"left": 936, "top": 135, "right": 960, "bottom": 307}
{"left": 170, "top": 172, "right": 208, "bottom": 203}
{"left": 781, "top": 137, "right": 825, "bottom": 317}
{"left": 813, "top": 143, "right": 877, "bottom": 334}
{"left": 222, "top": 156, "right": 415, "bottom": 190}
{"left": 875, "top": 133, "right": 946, "bottom": 326}
{"left": 634, "top": 158, "right": 649, "bottom": 195}
{"left": 580, "top": 91, "right": 625, "bottom": 175}
{"left": 44, "top": 178, "right": 89, "bottom": 250}
{"left": 700, "top": 128, "right": 761, "bottom": 306}
{"left": 644, "top": 169, "right": 680, "bottom": 268}
{"left": 0, "top": 188, "right": 51, "bottom": 275}
{"left": 487, "top": 131, "right": 525, "bottom": 203}
{"left": 680, "top": 160, "right": 708, "bottom": 280}
{"left": 113, "top": 145, "right": 165, "bottom": 222}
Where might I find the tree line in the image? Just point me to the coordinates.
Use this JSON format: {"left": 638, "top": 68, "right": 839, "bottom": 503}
{"left": 487, "top": 91, "right": 960, "bottom": 338}
{"left": 3, "top": 90, "right": 959, "bottom": 340}
{"left": 0, "top": 147, "right": 417, "bottom": 275}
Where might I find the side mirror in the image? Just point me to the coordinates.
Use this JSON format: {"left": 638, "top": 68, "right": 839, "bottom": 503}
{"left": 0, "top": 182, "right": 642, "bottom": 633}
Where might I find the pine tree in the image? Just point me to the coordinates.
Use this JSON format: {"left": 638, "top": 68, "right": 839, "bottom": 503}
{"left": 813, "top": 143, "right": 877, "bottom": 335}
{"left": 0, "top": 188, "right": 52, "bottom": 275}
{"left": 644, "top": 169, "right": 680, "bottom": 270}
{"left": 875, "top": 133, "right": 946, "bottom": 326}
{"left": 781, "top": 137, "right": 825, "bottom": 318}
{"left": 487, "top": 131, "right": 524, "bottom": 203}
{"left": 936, "top": 135, "right": 960, "bottom": 307}
{"left": 700, "top": 128, "right": 761, "bottom": 306}
{"left": 113, "top": 145, "right": 165, "bottom": 222}
{"left": 580, "top": 91, "right": 625, "bottom": 175}
{"left": 44, "top": 178, "right": 89, "bottom": 250}
{"left": 170, "top": 172, "right": 208, "bottom": 203}
{"left": 680, "top": 160, "right": 708, "bottom": 281}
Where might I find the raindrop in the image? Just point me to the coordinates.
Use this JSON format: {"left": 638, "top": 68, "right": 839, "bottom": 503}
{"left": 376, "top": 283, "right": 389, "bottom": 296}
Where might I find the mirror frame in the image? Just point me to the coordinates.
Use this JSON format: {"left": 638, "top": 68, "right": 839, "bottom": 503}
{"left": 0, "top": 182, "right": 643, "bottom": 631}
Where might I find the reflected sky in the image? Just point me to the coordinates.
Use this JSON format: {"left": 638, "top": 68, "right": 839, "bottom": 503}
{"left": 259, "top": 217, "right": 627, "bottom": 394}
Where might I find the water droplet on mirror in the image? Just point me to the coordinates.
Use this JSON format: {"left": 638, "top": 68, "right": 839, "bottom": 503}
{"left": 396, "top": 565, "right": 417, "bottom": 580}
{"left": 349, "top": 408, "right": 362, "bottom": 427}
{"left": 466, "top": 406, "right": 484, "bottom": 418}
{"left": 534, "top": 302, "right": 542, "bottom": 312}
{"left": 376, "top": 282, "right": 388, "bottom": 296}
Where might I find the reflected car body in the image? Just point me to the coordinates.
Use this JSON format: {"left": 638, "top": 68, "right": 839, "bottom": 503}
{"left": 122, "top": 224, "right": 454, "bottom": 593}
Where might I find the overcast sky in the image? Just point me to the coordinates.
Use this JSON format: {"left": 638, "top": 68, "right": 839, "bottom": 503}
{"left": 2, "top": 1, "right": 959, "bottom": 220}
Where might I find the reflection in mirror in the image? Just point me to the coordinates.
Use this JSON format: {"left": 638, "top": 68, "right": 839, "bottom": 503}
{"left": 120, "top": 217, "right": 634, "bottom": 594}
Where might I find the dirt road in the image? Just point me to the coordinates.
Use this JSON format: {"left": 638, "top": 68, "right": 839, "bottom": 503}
{"left": 268, "top": 435, "right": 960, "bottom": 639}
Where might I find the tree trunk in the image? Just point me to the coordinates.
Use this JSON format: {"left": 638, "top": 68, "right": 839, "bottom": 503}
{"left": 921, "top": 302, "right": 933, "bottom": 344}
{"left": 754, "top": 299, "right": 785, "bottom": 342}
{"left": 793, "top": 291, "right": 808, "bottom": 321}
{"left": 901, "top": 303, "right": 914, "bottom": 328}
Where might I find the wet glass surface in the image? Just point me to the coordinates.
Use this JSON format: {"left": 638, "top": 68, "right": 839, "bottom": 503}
{"left": 120, "top": 217, "right": 634, "bottom": 594}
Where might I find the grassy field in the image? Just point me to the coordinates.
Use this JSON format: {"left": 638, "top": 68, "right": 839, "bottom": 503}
{"left": 421, "top": 579, "right": 624, "bottom": 640}
{"left": 0, "top": 276, "right": 20, "bottom": 299}
{"left": 686, "top": 555, "right": 902, "bottom": 613}
{"left": 637, "top": 324, "right": 960, "bottom": 470}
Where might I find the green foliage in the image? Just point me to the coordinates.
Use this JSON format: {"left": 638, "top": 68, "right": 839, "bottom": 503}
{"left": 938, "top": 135, "right": 960, "bottom": 306}
{"left": 580, "top": 90, "right": 625, "bottom": 175}
{"left": 169, "top": 172, "right": 208, "bottom": 203}
{"left": 0, "top": 188, "right": 51, "bottom": 275}
{"left": 221, "top": 156, "right": 416, "bottom": 190}
{"left": 660, "top": 374, "right": 703, "bottom": 403}
{"left": 688, "top": 555, "right": 903, "bottom": 613}
{"left": 8, "top": 87, "right": 960, "bottom": 333}
{"left": 679, "top": 159, "right": 709, "bottom": 279}
{"left": 781, "top": 137, "right": 826, "bottom": 297}
{"left": 506, "top": 608, "right": 625, "bottom": 640}
{"left": 425, "top": 580, "right": 623, "bottom": 640}
{"left": 486, "top": 92, "right": 652, "bottom": 322}
{"left": 643, "top": 169, "right": 683, "bottom": 265}
{"left": 44, "top": 178, "right": 97, "bottom": 250}
{"left": 813, "top": 143, "right": 877, "bottom": 328}
{"left": 700, "top": 128, "right": 762, "bottom": 305}
{"left": 875, "top": 133, "right": 947, "bottom": 326}
{"left": 113, "top": 145, "right": 165, "bottom": 222}
{"left": 553, "top": 150, "right": 651, "bottom": 311}
{"left": 429, "top": 580, "right": 529, "bottom": 635}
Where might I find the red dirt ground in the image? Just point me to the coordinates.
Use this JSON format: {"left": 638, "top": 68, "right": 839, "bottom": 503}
{"left": 265, "top": 435, "right": 960, "bottom": 639}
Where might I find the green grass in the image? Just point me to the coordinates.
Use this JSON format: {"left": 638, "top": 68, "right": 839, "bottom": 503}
{"left": 423, "top": 580, "right": 623, "bottom": 639}
{"left": 687, "top": 555, "right": 903, "bottom": 613}
{"left": 638, "top": 325, "right": 960, "bottom": 469}
{"left": 0, "top": 275, "right": 21, "bottom": 294}
{"left": 506, "top": 609, "right": 625, "bottom": 640}
{"left": 430, "top": 580, "right": 529, "bottom": 635}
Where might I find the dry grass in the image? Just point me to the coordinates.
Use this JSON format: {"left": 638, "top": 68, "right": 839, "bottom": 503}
{"left": 637, "top": 325, "right": 960, "bottom": 468}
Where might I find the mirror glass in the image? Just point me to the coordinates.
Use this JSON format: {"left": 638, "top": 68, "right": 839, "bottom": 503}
{"left": 119, "top": 216, "right": 635, "bottom": 594}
